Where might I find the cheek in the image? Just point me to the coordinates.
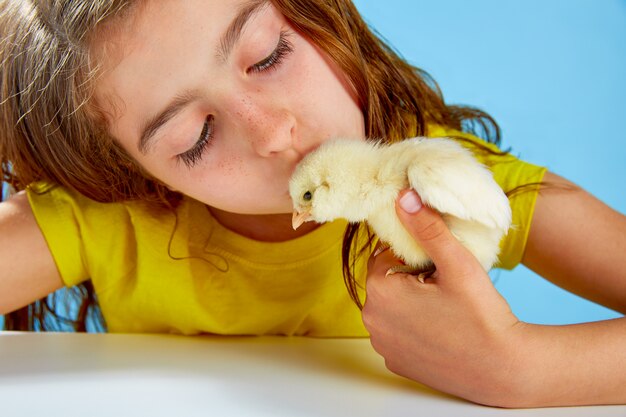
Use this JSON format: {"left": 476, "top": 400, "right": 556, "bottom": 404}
{"left": 215, "top": 154, "right": 245, "bottom": 177}
{"left": 179, "top": 156, "right": 250, "bottom": 198}
{"left": 170, "top": 157, "right": 288, "bottom": 213}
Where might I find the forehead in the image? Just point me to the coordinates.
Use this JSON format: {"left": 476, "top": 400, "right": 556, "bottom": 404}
{"left": 90, "top": 0, "right": 266, "bottom": 133}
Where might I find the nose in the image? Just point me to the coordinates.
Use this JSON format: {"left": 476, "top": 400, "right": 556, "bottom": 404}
{"left": 232, "top": 94, "right": 296, "bottom": 157}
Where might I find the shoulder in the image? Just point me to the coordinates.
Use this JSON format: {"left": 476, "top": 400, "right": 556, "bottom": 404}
{"left": 25, "top": 182, "right": 190, "bottom": 256}
{"left": 25, "top": 183, "right": 205, "bottom": 284}
{"left": 26, "top": 182, "right": 175, "bottom": 224}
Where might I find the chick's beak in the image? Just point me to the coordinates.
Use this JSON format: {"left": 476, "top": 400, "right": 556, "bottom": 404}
{"left": 292, "top": 210, "right": 312, "bottom": 230}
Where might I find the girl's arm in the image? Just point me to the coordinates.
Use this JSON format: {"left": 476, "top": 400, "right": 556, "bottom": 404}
{"left": 0, "top": 192, "right": 64, "bottom": 315}
{"left": 507, "top": 171, "right": 626, "bottom": 406}
{"left": 511, "top": 317, "right": 626, "bottom": 407}
{"left": 523, "top": 171, "right": 626, "bottom": 314}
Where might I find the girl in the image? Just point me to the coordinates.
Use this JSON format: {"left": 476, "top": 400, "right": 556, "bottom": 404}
{"left": 1, "top": 0, "right": 624, "bottom": 408}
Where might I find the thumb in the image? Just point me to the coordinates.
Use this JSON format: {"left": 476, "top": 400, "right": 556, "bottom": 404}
{"left": 395, "top": 189, "right": 482, "bottom": 277}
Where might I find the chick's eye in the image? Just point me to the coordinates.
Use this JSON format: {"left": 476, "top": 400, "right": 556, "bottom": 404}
{"left": 303, "top": 191, "right": 312, "bottom": 201}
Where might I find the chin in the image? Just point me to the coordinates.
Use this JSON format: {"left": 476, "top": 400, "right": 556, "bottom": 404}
{"left": 206, "top": 193, "right": 293, "bottom": 216}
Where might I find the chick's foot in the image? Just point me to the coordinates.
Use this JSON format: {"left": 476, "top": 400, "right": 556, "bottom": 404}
{"left": 385, "top": 264, "right": 436, "bottom": 283}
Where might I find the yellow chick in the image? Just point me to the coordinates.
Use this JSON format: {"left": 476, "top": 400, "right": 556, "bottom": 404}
{"left": 289, "top": 137, "right": 512, "bottom": 272}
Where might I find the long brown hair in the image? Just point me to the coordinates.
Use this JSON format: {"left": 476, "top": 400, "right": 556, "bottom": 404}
{"left": 2, "top": 0, "right": 511, "bottom": 330}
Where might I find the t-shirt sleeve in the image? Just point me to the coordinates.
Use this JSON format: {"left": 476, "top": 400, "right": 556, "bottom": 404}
{"left": 26, "top": 184, "right": 90, "bottom": 287}
{"left": 491, "top": 156, "right": 546, "bottom": 269}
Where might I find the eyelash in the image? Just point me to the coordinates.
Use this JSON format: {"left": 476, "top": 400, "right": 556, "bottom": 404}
{"left": 179, "top": 115, "right": 214, "bottom": 169}
{"left": 248, "top": 30, "right": 294, "bottom": 74}
{"left": 177, "top": 31, "right": 294, "bottom": 169}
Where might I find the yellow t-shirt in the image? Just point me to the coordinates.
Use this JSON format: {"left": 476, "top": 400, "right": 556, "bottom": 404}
{"left": 26, "top": 133, "right": 546, "bottom": 336}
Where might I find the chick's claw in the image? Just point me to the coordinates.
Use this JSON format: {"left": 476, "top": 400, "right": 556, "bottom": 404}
{"left": 385, "top": 265, "right": 436, "bottom": 283}
{"left": 373, "top": 242, "right": 392, "bottom": 257}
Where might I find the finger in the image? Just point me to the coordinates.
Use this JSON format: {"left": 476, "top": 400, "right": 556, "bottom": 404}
{"left": 395, "top": 189, "right": 482, "bottom": 277}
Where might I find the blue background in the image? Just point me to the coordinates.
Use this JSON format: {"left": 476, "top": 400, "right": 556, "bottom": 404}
{"left": 352, "top": 0, "right": 625, "bottom": 324}
{"left": 2, "top": 1, "right": 624, "bottom": 329}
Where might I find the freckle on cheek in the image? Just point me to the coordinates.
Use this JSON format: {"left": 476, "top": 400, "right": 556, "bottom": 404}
{"left": 217, "top": 156, "right": 245, "bottom": 176}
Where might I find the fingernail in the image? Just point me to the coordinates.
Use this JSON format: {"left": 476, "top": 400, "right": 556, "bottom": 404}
{"left": 399, "top": 190, "right": 422, "bottom": 214}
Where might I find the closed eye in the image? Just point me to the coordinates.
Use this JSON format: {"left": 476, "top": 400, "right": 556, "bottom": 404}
{"left": 247, "top": 30, "right": 294, "bottom": 74}
{"left": 177, "top": 115, "right": 214, "bottom": 168}
{"left": 176, "top": 31, "right": 295, "bottom": 169}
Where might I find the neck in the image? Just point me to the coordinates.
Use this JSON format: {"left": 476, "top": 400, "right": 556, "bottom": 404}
{"left": 207, "top": 207, "right": 321, "bottom": 242}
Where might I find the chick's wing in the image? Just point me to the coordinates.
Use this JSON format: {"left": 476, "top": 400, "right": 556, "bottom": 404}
{"left": 400, "top": 138, "right": 511, "bottom": 230}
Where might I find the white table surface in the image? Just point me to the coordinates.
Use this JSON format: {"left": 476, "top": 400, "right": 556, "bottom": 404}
{"left": 0, "top": 332, "right": 624, "bottom": 417}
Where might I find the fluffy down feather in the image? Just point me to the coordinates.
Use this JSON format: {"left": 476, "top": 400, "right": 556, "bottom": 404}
{"left": 289, "top": 137, "right": 512, "bottom": 271}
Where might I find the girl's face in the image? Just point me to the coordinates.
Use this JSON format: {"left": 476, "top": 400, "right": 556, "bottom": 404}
{"left": 95, "top": 0, "right": 365, "bottom": 214}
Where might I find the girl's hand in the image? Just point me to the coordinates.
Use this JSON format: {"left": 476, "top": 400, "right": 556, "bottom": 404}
{"left": 363, "top": 189, "right": 527, "bottom": 407}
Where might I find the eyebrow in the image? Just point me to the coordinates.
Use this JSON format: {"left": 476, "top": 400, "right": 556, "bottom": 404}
{"left": 138, "top": 0, "right": 268, "bottom": 155}
{"left": 217, "top": 0, "right": 268, "bottom": 64}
